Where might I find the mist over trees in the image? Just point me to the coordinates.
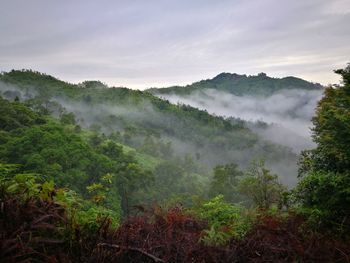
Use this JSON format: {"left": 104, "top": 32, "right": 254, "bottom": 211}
{"left": 151, "top": 75, "right": 323, "bottom": 154}
{"left": 0, "top": 66, "right": 349, "bottom": 261}
{"left": 0, "top": 70, "right": 299, "bottom": 185}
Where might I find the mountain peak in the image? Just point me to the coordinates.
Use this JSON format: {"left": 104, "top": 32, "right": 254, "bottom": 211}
{"left": 151, "top": 72, "right": 323, "bottom": 96}
{"left": 212, "top": 72, "right": 243, "bottom": 82}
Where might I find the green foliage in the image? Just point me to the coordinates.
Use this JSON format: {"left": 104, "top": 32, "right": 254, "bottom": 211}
{"left": 154, "top": 161, "right": 185, "bottom": 190}
{"left": 0, "top": 70, "right": 307, "bottom": 236}
{"left": 209, "top": 163, "right": 243, "bottom": 203}
{"left": 194, "top": 195, "right": 255, "bottom": 245}
{"left": 239, "top": 160, "right": 285, "bottom": 209}
{"left": 150, "top": 72, "right": 322, "bottom": 96}
{"left": 200, "top": 225, "right": 232, "bottom": 246}
{"left": 295, "top": 64, "right": 350, "bottom": 234}
{"left": 294, "top": 171, "right": 350, "bottom": 232}
{"left": 0, "top": 96, "right": 45, "bottom": 131}
{"left": 1, "top": 173, "right": 41, "bottom": 199}
{"left": 307, "top": 64, "right": 350, "bottom": 173}
{"left": 152, "top": 159, "right": 205, "bottom": 206}
{"left": 0, "top": 168, "right": 121, "bottom": 234}
{"left": 86, "top": 173, "right": 122, "bottom": 216}
{"left": 60, "top": 112, "right": 76, "bottom": 125}
{"left": 0, "top": 163, "right": 47, "bottom": 200}
{"left": 0, "top": 163, "right": 19, "bottom": 177}
{"left": 0, "top": 96, "right": 156, "bottom": 217}
{"left": 139, "top": 135, "right": 174, "bottom": 159}
{"left": 0, "top": 121, "right": 113, "bottom": 191}
{"left": 40, "top": 180, "right": 56, "bottom": 201}
{"left": 97, "top": 140, "right": 123, "bottom": 159}
{"left": 0, "top": 67, "right": 349, "bottom": 259}
{"left": 196, "top": 195, "right": 243, "bottom": 227}
{"left": 0, "top": 69, "right": 296, "bottom": 174}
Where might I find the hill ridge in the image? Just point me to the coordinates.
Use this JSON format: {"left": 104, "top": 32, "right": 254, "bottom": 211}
{"left": 148, "top": 72, "right": 323, "bottom": 96}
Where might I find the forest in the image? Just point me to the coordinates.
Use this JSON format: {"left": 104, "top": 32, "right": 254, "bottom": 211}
{"left": 0, "top": 65, "right": 350, "bottom": 262}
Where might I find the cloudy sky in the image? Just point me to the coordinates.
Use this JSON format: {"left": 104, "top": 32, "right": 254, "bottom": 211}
{"left": 1, "top": 0, "right": 349, "bottom": 89}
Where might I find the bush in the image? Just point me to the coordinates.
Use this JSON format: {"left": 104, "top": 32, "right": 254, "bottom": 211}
{"left": 192, "top": 195, "right": 256, "bottom": 244}
{"left": 294, "top": 171, "right": 350, "bottom": 233}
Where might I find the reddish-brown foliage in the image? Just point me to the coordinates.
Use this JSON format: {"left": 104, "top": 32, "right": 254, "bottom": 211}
{"left": 89, "top": 209, "right": 350, "bottom": 263}
{"left": 0, "top": 192, "right": 69, "bottom": 262}
{"left": 1, "top": 194, "right": 349, "bottom": 263}
{"left": 232, "top": 215, "right": 350, "bottom": 262}
{"left": 90, "top": 207, "right": 208, "bottom": 262}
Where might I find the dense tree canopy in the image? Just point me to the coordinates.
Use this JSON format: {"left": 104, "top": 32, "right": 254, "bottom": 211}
{"left": 311, "top": 64, "right": 350, "bottom": 172}
{"left": 297, "top": 64, "right": 350, "bottom": 232}
{"left": 149, "top": 72, "right": 322, "bottom": 96}
{"left": 209, "top": 163, "right": 243, "bottom": 203}
{"left": 0, "top": 69, "right": 296, "bottom": 172}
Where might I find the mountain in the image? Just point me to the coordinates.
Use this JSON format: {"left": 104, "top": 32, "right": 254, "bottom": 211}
{"left": 147, "top": 72, "right": 324, "bottom": 155}
{"left": 0, "top": 69, "right": 297, "bottom": 185}
{"left": 147, "top": 72, "right": 323, "bottom": 96}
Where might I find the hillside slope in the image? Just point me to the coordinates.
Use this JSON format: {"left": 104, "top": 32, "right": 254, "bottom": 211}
{"left": 148, "top": 72, "right": 323, "bottom": 155}
{"left": 148, "top": 72, "right": 322, "bottom": 96}
{"left": 0, "top": 70, "right": 297, "bottom": 185}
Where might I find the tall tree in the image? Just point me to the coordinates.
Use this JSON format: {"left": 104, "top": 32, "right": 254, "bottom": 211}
{"left": 239, "top": 160, "right": 285, "bottom": 209}
{"left": 311, "top": 64, "right": 350, "bottom": 173}
{"left": 296, "top": 64, "right": 350, "bottom": 232}
{"left": 209, "top": 163, "right": 243, "bottom": 203}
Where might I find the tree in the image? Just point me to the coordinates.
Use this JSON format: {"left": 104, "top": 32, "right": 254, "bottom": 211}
{"left": 296, "top": 64, "right": 350, "bottom": 232}
{"left": 140, "top": 135, "right": 159, "bottom": 156}
{"left": 209, "top": 163, "right": 243, "bottom": 203}
{"left": 60, "top": 112, "right": 76, "bottom": 125}
{"left": 116, "top": 163, "right": 153, "bottom": 216}
{"left": 98, "top": 141, "right": 123, "bottom": 160}
{"left": 159, "top": 141, "right": 173, "bottom": 159}
{"left": 308, "top": 64, "right": 350, "bottom": 173}
{"left": 154, "top": 161, "right": 185, "bottom": 190}
{"left": 239, "top": 160, "right": 285, "bottom": 209}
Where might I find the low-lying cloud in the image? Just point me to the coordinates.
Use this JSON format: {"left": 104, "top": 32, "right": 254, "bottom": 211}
{"left": 158, "top": 88, "right": 323, "bottom": 153}
{"left": 0, "top": 82, "right": 308, "bottom": 186}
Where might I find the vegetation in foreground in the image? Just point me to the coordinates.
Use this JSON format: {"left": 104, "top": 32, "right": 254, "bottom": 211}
{"left": 1, "top": 185, "right": 349, "bottom": 262}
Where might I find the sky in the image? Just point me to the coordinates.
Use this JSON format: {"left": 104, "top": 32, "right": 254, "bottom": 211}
{"left": 1, "top": 0, "right": 349, "bottom": 89}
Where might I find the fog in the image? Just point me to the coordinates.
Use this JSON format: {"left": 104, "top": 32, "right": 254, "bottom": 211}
{"left": 0, "top": 81, "right": 303, "bottom": 186}
{"left": 0, "top": 81, "right": 37, "bottom": 100}
{"left": 158, "top": 88, "right": 323, "bottom": 153}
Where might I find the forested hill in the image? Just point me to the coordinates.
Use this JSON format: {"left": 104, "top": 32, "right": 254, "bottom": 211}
{"left": 1, "top": 67, "right": 349, "bottom": 262}
{"left": 0, "top": 69, "right": 297, "bottom": 185}
{"left": 148, "top": 72, "right": 323, "bottom": 96}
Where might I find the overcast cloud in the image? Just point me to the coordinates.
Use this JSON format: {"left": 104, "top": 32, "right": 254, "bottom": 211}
{"left": 1, "top": 0, "right": 349, "bottom": 88}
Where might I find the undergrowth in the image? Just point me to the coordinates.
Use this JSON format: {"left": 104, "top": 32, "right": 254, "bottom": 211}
{"left": 1, "top": 186, "right": 349, "bottom": 262}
